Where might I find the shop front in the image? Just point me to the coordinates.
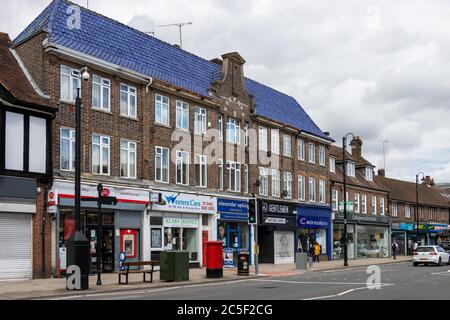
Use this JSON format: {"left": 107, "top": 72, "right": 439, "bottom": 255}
{"left": 333, "top": 212, "right": 391, "bottom": 260}
{"left": 49, "top": 181, "right": 149, "bottom": 275}
{"left": 391, "top": 222, "right": 414, "bottom": 255}
{"left": 296, "top": 205, "right": 332, "bottom": 261}
{"left": 148, "top": 191, "right": 217, "bottom": 268}
{"left": 257, "top": 199, "right": 297, "bottom": 264}
{"left": 216, "top": 198, "right": 250, "bottom": 267}
{"left": 425, "top": 223, "right": 450, "bottom": 245}
{"left": 0, "top": 176, "right": 37, "bottom": 280}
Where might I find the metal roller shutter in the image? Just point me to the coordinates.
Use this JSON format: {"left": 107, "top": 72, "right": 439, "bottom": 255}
{"left": 0, "top": 213, "right": 32, "bottom": 280}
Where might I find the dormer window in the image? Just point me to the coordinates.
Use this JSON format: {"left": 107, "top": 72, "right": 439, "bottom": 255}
{"left": 347, "top": 162, "right": 356, "bottom": 177}
{"left": 365, "top": 167, "right": 373, "bottom": 181}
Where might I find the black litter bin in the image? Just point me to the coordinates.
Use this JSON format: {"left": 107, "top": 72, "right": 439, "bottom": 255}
{"left": 237, "top": 252, "right": 249, "bottom": 276}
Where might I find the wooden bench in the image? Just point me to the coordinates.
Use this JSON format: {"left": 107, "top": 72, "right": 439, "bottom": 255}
{"left": 118, "top": 261, "right": 158, "bottom": 285}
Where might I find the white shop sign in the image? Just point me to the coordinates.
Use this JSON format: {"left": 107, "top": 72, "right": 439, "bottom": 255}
{"left": 164, "top": 217, "right": 199, "bottom": 228}
{"left": 152, "top": 192, "right": 217, "bottom": 214}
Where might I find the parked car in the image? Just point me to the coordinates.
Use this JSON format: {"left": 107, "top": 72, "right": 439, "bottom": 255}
{"left": 413, "top": 246, "right": 450, "bottom": 266}
{"left": 441, "top": 241, "right": 450, "bottom": 252}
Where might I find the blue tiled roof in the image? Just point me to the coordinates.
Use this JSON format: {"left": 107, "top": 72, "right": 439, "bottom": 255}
{"left": 13, "top": 0, "right": 333, "bottom": 141}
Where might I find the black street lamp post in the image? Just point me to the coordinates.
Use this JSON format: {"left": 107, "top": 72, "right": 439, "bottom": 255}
{"left": 66, "top": 68, "right": 91, "bottom": 290}
{"left": 342, "top": 133, "right": 357, "bottom": 267}
{"left": 415, "top": 172, "right": 425, "bottom": 245}
{"left": 96, "top": 183, "right": 103, "bottom": 286}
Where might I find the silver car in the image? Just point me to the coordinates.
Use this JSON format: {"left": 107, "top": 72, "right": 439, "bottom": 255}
{"left": 413, "top": 245, "right": 450, "bottom": 266}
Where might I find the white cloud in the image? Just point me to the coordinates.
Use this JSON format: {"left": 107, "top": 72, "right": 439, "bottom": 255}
{"left": 1, "top": 0, "right": 449, "bottom": 183}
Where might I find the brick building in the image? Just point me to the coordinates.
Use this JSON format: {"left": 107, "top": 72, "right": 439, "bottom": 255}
{"left": 375, "top": 172, "right": 450, "bottom": 254}
{"left": 0, "top": 33, "right": 57, "bottom": 280}
{"left": 12, "top": 0, "right": 334, "bottom": 274}
{"left": 329, "top": 137, "right": 391, "bottom": 260}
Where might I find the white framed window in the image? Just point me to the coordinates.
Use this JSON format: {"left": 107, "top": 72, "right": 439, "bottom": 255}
{"left": 217, "top": 115, "right": 223, "bottom": 141}
{"left": 271, "top": 169, "right": 280, "bottom": 197}
{"left": 92, "top": 75, "right": 110, "bottom": 111}
{"left": 309, "top": 143, "right": 316, "bottom": 163}
{"left": 380, "top": 198, "right": 385, "bottom": 216}
{"left": 298, "top": 175, "right": 306, "bottom": 201}
{"left": 259, "top": 167, "right": 269, "bottom": 196}
{"left": 227, "top": 161, "right": 241, "bottom": 192}
{"left": 391, "top": 202, "right": 398, "bottom": 217}
{"left": 362, "top": 194, "right": 367, "bottom": 214}
{"left": 297, "top": 139, "right": 305, "bottom": 161}
{"left": 319, "top": 180, "right": 326, "bottom": 203}
{"left": 194, "top": 107, "right": 207, "bottom": 135}
{"left": 120, "top": 84, "right": 137, "bottom": 117}
{"left": 430, "top": 208, "right": 436, "bottom": 221}
{"left": 347, "top": 162, "right": 356, "bottom": 177}
{"left": 308, "top": 177, "right": 316, "bottom": 202}
{"left": 92, "top": 134, "right": 110, "bottom": 175}
{"left": 259, "top": 126, "right": 268, "bottom": 151}
{"left": 155, "top": 94, "right": 169, "bottom": 126}
{"left": 244, "top": 164, "right": 249, "bottom": 194}
{"left": 319, "top": 146, "right": 326, "bottom": 166}
{"left": 217, "top": 159, "right": 224, "bottom": 190}
{"left": 176, "top": 100, "right": 189, "bottom": 130}
{"left": 60, "top": 127, "right": 75, "bottom": 171}
{"left": 195, "top": 154, "right": 207, "bottom": 187}
{"left": 155, "top": 146, "right": 169, "bottom": 183}
{"left": 60, "top": 65, "right": 80, "bottom": 102}
{"left": 284, "top": 172, "right": 293, "bottom": 199}
{"left": 244, "top": 123, "right": 250, "bottom": 147}
{"left": 176, "top": 150, "right": 189, "bottom": 185}
{"left": 332, "top": 189, "right": 339, "bottom": 211}
{"left": 366, "top": 167, "right": 373, "bottom": 181}
{"left": 354, "top": 193, "right": 360, "bottom": 213}
{"left": 405, "top": 204, "right": 411, "bottom": 219}
{"left": 371, "top": 196, "right": 377, "bottom": 215}
{"left": 271, "top": 129, "right": 280, "bottom": 154}
{"left": 329, "top": 157, "right": 336, "bottom": 173}
{"left": 283, "top": 135, "right": 292, "bottom": 157}
{"left": 227, "top": 118, "right": 240, "bottom": 144}
{"left": 120, "top": 140, "right": 137, "bottom": 179}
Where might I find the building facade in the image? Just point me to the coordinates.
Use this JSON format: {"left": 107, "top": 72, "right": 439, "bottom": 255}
{"left": 12, "top": 0, "right": 334, "bottom": 275}
{"left": 375, "top": 173, "right": 450, "bottom": 254}
{"left": 329, "top": 138, "right": 391, "bottom": 260}
{"left": 0, "top": 33, "right": 57, "bottom": 280}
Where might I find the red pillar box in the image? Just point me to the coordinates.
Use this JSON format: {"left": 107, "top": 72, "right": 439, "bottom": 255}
{"left": 206, "top": 241, "right": 223, "bottom": 278}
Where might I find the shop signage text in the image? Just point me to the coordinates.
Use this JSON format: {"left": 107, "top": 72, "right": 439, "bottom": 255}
{"left": 163, "top": 217, "right": 199, "bottom": 228}
{"left": 264, "top": 217, "right": 287, "bottom": 224}
{"left": 261, "top": 201, "right": 295, "bottom": 215}
{"left": 297, "top": 215, "right": 329, "bottom": 229}
{"left": 152, "top": 192, "right": 217, "bottom": 214}
{"left": 218, "top": 198, "right": 249, "bottom": 221}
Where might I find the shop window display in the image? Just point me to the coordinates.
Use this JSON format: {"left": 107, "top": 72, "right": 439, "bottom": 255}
{"left": 356, "top": 225, "right": 389, "bottom": 258}
{"left": 333, "top": 224, "right": 355, "bottom": 260}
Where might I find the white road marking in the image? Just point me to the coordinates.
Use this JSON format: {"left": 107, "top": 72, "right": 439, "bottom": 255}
{"left": 430, "top": 270, "right": 450, "bottom": 275}
{"left": 249, "top": 279, "right": 394, "bottom": 286}
{"left": 49, "top": 295, "right": 83, "bottom": 300}
{"left": 302, "top": 284, "right": 395, "bottom": 301}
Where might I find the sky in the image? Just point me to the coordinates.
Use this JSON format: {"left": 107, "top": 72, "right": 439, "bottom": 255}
{"left": 1, "top": 0, "right": 450, "bottom": 184}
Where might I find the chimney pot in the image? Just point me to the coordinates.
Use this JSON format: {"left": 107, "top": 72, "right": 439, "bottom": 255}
{"left": 377, "top": 169, "right": 385, "bottom": 177}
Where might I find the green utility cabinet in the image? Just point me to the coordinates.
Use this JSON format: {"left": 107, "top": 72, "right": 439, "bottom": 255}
{"left": 160, "top": 251, "right": 190, "bottom": 282}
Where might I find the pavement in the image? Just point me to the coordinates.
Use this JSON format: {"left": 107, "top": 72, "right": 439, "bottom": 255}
{"left": 0, "top": 256, "right": 410, "bottom": 300}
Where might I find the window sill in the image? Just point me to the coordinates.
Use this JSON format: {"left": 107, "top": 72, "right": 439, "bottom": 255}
{"left": 155, "top": 122, "right": 171, "bottom": 129}
{"left": 59, "top": 99, "right": 76, "bottom": 106}
{"left": 120, "top": 115, "right": 139, "bottom": 122}
{"left": 92, "top": 108, "right": 112, "bottom": 115}
{"left": 175, "top": 128, "right": 190, "bottom": 133}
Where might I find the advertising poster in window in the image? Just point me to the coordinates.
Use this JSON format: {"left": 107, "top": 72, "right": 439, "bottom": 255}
{"left": 223, "top": 248, "right": 234, "bottom": 267}
{"left": 274, "top": 231, "right": 295, "bottom": 264}
{"left": 63, "top": 218, "right": 75, "bottom": 241}
{"left": 151, "top": 228, "right": 162, "bottom": 248}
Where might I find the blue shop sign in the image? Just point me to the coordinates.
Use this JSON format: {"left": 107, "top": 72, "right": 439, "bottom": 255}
{"left": 400, "top": 223, "right": 414, "bottom": 231}
{"left": 218, "top": 198, "right": 249, "bottom": 221}
{"left": 297, "top": 215, "right": 329, "bottom": 229}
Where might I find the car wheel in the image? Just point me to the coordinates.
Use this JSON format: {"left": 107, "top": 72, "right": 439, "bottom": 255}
{"left": 437, "top": 258, "right": 442, "bottom": 266}
{"left": 413, "top": 262, "right": 418, "bottom": 267}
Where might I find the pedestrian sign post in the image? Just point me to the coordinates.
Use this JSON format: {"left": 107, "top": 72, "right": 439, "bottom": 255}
{"left": 339, "top": 201, "right": 353, "bottom": 213}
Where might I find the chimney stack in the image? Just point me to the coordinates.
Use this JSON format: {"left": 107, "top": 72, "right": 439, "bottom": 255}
{"left": 351, "top": 136, "right": 363, "bottom": 159}
{"left": 377, "top": 169, "right": 385, "bottom": 177}
{"left": 423, "top": 176, "right": 433, "bottom": 186}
